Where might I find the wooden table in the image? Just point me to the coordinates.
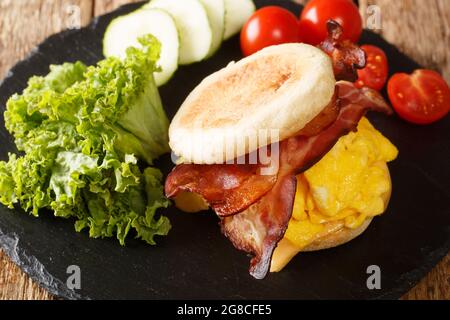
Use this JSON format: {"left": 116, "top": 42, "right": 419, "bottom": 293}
{"left": 0, "top": 0, "right": 449, "bottom": 300}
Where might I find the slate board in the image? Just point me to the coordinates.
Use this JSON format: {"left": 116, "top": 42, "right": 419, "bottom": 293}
{"left": 0, "top": 0, "right": 449, "bottom": 300}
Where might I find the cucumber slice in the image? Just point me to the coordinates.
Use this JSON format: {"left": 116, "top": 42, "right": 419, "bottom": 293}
{"left": 145, "top": 0, "right": 212, "bottom": 65}
{"left": 103, "top": 8, "right": 179, "bottom": 86}
{"left": 223, "top": 0, "right": 255, "bottom": 40}
{"left": 199, "top": 0, "right": 225, "bottom": 56}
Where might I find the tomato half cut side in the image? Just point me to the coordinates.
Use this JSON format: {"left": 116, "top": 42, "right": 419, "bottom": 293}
{"left": 387, "top": 69, "right": 450, "bottom": 125}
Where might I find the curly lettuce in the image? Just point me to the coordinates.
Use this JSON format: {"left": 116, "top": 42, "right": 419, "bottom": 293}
{"left": 0, "top": 35, "right": 171, "bottom": 245}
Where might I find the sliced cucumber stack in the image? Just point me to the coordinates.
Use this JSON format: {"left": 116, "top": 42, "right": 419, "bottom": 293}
{"left": 199, "top": 0, "right": 225, "bottom": 57}
{"left": 144, "top": 0, "right": 213, "bottom": 65}
{"left": 223, "top": 0, "right": 255, "bottom": 40}
{"left": 103, "top": 8, "right": 179, "bottom": 86}
{"left": 103, "top": 0, "right": 254, "bottom": 86}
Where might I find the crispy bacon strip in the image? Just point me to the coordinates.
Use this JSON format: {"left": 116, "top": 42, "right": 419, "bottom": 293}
{"left": 221, "top": 82, "right": 391, "bottom": 279}
{"left": 165, "top": 163, "right": 277, "bottom": 216}
{"left": 318, "top": 20, "right": 366, "bottom": 82}
{"left": 221, "top": 175, "right": 297, "bottom": 279}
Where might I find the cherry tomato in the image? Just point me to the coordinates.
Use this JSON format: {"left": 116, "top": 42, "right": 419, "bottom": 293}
{"left": 355, "top": 45, "right": 388, "bottom": 91}
{"left": 240, "top": 6, "right": 300, "bottom": 57}
{"left": 387, "top": 69, "right": 450, "bottom": 125}
{"left": 299, "top": 0, "right": 362, "bottom": 45}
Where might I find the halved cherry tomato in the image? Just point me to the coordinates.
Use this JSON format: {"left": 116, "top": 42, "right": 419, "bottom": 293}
{"left": 355, "top": 45, "right": 388, "bottom": 91}
{"left": 299, "top": 0, "right": 362, "bottom": 45}
{"left": 387, "top": 69, "right": 450, "bottom": 125}
{"left": 240, "top": 6, "right": 300, "bottom": 57}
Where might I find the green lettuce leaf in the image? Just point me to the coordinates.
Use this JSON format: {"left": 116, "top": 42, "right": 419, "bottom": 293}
{"left": 76, "top": 34, "right": 169, "bottom": 164}
{"left": 0, "top": 35, "right": 171, "bottom": 245}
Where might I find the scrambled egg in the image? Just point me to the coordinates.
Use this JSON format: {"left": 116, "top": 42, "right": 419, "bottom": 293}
{"left": 284, "top": 117, "right": 398, "bottom": 249}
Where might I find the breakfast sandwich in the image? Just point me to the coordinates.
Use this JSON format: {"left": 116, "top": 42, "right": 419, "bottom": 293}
{"left": 164, "top": 21, "right": 398, "bottom": 279}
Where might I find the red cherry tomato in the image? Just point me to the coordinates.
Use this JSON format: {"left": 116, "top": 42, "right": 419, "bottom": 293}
{"left": 355, "top": 45, "right": 388, "bottom": 91}
{"left": 387, "top": 69, "right": 450, "bottom": 125}
{"left": 240, "top": 6, "right": 300, "bottom": 57}
{"left": 299, "top": 0, "right": 362, "bottom": 45}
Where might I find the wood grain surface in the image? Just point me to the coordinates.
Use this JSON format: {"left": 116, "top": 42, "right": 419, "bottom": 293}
{"left": 0, "top": 0, "right": 449, "bottom": 300}
{"left": 359, "top": 0, "right": 450, "bottom": 83}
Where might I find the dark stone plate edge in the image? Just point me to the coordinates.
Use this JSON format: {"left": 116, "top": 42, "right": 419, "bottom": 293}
{"left": 0, "top": 227, "right": 85, "bottom": 300}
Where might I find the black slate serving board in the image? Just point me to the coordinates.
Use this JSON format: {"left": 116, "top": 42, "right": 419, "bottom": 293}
{"left": 0, "top": 0, "right": 449, "bottom": 300}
